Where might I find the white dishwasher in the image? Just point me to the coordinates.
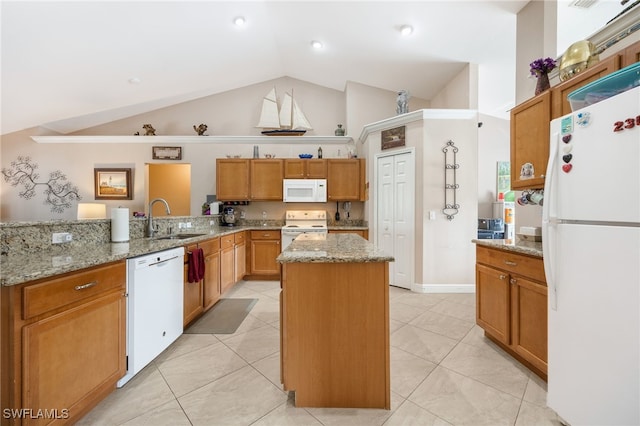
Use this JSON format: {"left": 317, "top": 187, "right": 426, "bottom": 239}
{"left": 117, "top": 246, "right": 184, "bottom": 387}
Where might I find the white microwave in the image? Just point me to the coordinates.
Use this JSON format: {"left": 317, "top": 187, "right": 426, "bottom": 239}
{"left": 283, "top": 179, "right": 327, "bottom": 203}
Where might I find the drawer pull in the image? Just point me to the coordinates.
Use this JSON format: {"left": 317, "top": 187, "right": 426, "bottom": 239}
{"left": 263, "top": 233, "right": 271, "bottom": 237}
{"left": 74, "top": 281, "right": 97, "bottom": 291}
{"left": 499, "top": 274, "right": 506, "bottom": 280}
{"left": 510, "top": 278, "right": 517, "bottom": 285}
{"left": 504, "top": 260, "right": 517, "bottom": 266}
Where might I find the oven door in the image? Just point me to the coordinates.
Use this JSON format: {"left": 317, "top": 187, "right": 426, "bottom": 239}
{"left": 281, "top": 230, "right": 302, "bottom": 251}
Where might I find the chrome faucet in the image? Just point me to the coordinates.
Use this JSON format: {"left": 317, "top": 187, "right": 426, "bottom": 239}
{"left": 147, "top": 198, "right": 171, "bottom": 237}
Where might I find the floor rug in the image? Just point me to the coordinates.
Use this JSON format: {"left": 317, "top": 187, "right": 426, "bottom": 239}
{"left": 184, "top": 298, "right": 258, "bottom": 334}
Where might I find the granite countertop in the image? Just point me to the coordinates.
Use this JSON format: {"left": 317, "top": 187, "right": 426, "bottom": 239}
{"left": 277, "top": 233, "right": 393, "bottom": 264}
{"left": 0, "top": 224, "right": 368, "bottom": 286}
{"left": 472, "top": 237, "right": 543, "bottom": 258}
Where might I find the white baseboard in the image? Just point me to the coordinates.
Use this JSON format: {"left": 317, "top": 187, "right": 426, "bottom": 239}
{"left": 411, "top": 283, "right": 475, "bottom": 294}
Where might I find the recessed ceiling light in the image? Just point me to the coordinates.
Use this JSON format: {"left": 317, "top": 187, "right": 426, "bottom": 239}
{"left": 400, "top": 25, "right": 413, "bottom": 36}
{"left": 311, "top": 40, "right": 324, "bottom": 49}
{"left": 234, "top": 16, "right": 246, "bottom": 26}
{"left": 128, "top": 77, "right": 141, "bottom": 85}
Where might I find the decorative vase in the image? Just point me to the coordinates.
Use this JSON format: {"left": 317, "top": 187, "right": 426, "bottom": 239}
{"left": 535, "top": 72, "right": 550, "bottom": 96}
{"left": 334, "top": 124, "right": 345, "bottom": 136}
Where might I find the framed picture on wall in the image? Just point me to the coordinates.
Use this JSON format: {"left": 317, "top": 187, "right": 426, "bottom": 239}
{"left": 381, "top": 126, "right": 405, "bottom": 150}
{"left": 94, "top": 168, "right": 132, "bottom": 200}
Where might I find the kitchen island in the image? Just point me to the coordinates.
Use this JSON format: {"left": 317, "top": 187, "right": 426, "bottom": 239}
{"left": 277, "top": 233, "right": 393, "bottom": 409}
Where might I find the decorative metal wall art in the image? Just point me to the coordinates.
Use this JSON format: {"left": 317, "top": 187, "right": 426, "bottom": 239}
{"left": 1, "top": 155, "right": 81, "bottom": 213}
{"left": 442, "top": 140, "right": 460, "bottom": 220}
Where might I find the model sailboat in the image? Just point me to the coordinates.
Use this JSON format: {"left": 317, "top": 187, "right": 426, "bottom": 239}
{"left": 256, "top": 87, "right": 312, "bottom": 136}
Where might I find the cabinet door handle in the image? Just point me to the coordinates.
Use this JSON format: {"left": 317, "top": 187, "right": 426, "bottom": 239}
{"left": 504, "top": 260, "right": 517, "bottom": 266}
{"left": 510, "top": 278, "right": 517, "bottom": 285}
{"left": 499, "top": 274, "right": 507, "bottom": 280}
{"left": 75, "top": 281, "right": 97, "bottom": 291}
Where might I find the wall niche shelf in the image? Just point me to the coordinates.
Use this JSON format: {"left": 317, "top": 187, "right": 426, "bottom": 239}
{"left": 30, "top": 135, "right": 354, "bottom": 144}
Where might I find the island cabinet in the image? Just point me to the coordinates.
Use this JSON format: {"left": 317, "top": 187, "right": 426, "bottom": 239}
{"left": 250, "top": 159, "right": 283, "bottom": 200}
{"left": 510, "top": 91, "right": 551, "bottom": 190}
{"left": 247, "top": 230, "right": 281, "bottom": 280}
{"left": 1, "top": 261, "right": 126, "bottom": 426}
{"left": 279, "top": 233, "right": 391, "bottom": 409}
{"left": 183, "top": 243, "right": 204, "bottom": 327}
{"left": 475, "top": 245, "right": 548, "bottom": 380}
{"left": 327, "top": 158, "right": 366, "bottom": 201}
{"left": 283, "top": 159, "right": 327, "bottom": 178}
{"left": 216, "top": 159, "right": 250, "bottom": 201}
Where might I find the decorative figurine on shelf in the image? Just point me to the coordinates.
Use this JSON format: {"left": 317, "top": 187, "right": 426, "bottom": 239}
{"left": 193, "top": 123, "right": 208, "bottom": 136}
{"left": 396, "top": 90, "right": 410, "bottom": 115}
{"left": 142, "top": 124, "right": 156, "bottom": 136}
{"left": 530, "top": 57, "right": 556, "bottom": 96}
{"left": 334, "top": 124, "right": 345, "bottom": 136}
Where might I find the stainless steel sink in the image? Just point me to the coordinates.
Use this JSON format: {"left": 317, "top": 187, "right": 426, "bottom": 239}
{"left": 154, "top": 233, "right": 206, "bottom": 240}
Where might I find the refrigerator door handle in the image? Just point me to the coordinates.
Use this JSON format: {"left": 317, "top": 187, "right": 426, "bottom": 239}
{"left": 543, "top": 132, "right": 560, "bottom": 310}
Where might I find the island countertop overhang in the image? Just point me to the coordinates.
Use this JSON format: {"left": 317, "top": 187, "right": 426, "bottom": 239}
{"left": 277, "top": 233, "right": 394, "bottom": 263}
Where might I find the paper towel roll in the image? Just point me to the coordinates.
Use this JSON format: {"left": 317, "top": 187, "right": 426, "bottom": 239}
{"left": 111, "top": 208, "right": 130, "bottom": 242}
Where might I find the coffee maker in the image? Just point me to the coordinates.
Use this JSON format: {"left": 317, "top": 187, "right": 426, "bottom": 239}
{"left": 221, "top": 206, "right": 237, "bottom": 226}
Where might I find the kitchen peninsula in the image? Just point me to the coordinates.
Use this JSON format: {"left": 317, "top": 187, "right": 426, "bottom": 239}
{"left": 277, "top": 233, "right": 393, "bottom": 409}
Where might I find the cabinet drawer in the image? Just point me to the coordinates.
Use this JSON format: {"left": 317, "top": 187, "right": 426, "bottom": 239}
{"left": 234, "top": 231, "right": 246, "bottom": 244}
{"left": 199, "top": 237, "right": 220, "bottom": 254}
{"left": 250, "top": 230, "right": 280, "bottom": 240}
{"left": 220, "top": 235, "right": 235, "bottom": 249}
{"left": 476, "top": 246, "right": 546, "bottom": 283}
{"left": 23, "top": 261, "right": 126, "bottom": 319}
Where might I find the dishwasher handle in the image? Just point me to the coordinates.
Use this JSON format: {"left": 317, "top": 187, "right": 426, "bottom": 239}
{"left": 150, "top": 255, "right": 181, "bottom": 267}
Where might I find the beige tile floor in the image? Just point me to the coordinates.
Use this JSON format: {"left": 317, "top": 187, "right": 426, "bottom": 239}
{"left": 79, "top": 281, "right": 563, "bottom": 426}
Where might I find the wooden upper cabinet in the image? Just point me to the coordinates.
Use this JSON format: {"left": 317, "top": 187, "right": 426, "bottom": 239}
{"left": 327, "top": 159, "right": 365, "bottom": 201}
{"left": 510, "top": 91, "right": 551, "bottom": 190}
{"left": 284, "top": 159, "right": 327, "bottom": 178}
{"left": 216, "top": 159, "right": 250, "bottom": 201}
{"left": 250, "top": 159, "right": 284, "bottom": 200}
{"left": 622, "top": 40, "right": 640, "bottom": 67}
{"left": 551, "top": 55, "right": 621, "bottom": 119}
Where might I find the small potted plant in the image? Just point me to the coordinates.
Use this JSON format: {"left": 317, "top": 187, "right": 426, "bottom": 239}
{"left": 530, "top": 57, "right": 557, "bottom": 95}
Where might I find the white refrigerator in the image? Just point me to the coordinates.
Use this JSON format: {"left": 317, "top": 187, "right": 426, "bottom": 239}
{"left": 543, "top": 86, "right": 640, "bottom": 425}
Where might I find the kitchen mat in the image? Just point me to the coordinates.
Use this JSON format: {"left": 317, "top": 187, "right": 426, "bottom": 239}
{"left": 184, "top": 298, "right": 258, "bottom": 334}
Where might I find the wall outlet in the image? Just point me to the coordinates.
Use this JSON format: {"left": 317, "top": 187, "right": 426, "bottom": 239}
{"left": 52, "top": 232, "right": 72, "bottom": 244}
{"left": 186, "top": 222, "right": 192, "bottom": 228}
{"left": 429, "top": 211, "right": 437, "bottom": 220}
{"left": 178, "top": 223, "right": 184, "bottom": 229}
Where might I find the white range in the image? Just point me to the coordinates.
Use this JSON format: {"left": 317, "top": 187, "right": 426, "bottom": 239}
{"left": 281, "top": 210, "right": 328, "bottom": 250}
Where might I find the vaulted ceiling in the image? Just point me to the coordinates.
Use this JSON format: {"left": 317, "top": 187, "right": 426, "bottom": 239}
{"left": 0, "top": 1, "right": 584, "bottom": 136}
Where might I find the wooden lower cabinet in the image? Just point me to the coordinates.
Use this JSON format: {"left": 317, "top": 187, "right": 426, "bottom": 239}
{"left": 220, "top": 234, "right": 235, "bottom": 295}
{"left": 183, "top": 243, "right": 203, "bottom": 327}
{"left": 200, "top": 238, "right": 221, "bottom": 310}
{"left": 234, "top": 232, "right": 246, "bottom": 283}
{"left": 248, "top": 230, "right": 281, "bottom": 279}
{"left": 1, "top": 261, "right": 126, "bottom": 426}
{"left": 475, "top": 245, "right": 548, "bottom": 379}
{"left": 281, "top": 261, "right": 390, "bottom": 408}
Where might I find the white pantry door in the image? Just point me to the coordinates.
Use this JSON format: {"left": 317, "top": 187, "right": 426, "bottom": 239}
{"left": 376, "top": 150, "right": 414, "bottom": 289}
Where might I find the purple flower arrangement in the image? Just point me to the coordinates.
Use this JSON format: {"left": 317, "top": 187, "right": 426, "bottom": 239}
{"left": 530, "top": 57, "right": 557, "bottom": 77}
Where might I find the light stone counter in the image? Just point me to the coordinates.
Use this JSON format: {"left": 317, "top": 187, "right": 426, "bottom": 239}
{"left": 0, "top": 226, "right": 247, "bottom": 286}
{"left": 277, "top": 233, "right": 393, "bottom": 263}
{"left": 472, "top": 237, "right": 543, "bottom": 258}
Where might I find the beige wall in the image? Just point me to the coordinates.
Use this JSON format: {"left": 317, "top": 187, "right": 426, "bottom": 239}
{"left": 0, "top": 76, "right": 432, "bottom": 222}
